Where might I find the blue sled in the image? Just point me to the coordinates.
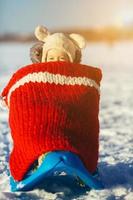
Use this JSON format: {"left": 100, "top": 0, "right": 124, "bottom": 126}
{"left": 10, "top": 151, "right": 104, "bottom": 192}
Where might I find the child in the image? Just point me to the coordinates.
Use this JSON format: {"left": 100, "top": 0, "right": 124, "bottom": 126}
{"left": 0, "top": 25, "right": 102, "bottom": 190}
{"left": 30, "top": 25, "right": 84, "bottom": 64}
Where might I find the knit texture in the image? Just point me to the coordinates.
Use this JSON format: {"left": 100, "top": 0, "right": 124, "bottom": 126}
{"left": 1, "top": 61, "right": 102, "bottom": 181}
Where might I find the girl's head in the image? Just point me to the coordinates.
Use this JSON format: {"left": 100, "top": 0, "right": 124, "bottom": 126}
{"left": 30, "top": 25, "right": 86, "bottom": 64}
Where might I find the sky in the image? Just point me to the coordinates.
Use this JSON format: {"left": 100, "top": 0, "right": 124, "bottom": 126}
{"left": 0, "top": 0, "right": 133, "bottom": 34}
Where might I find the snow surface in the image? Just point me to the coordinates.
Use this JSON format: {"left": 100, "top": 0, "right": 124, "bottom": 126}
{"left": 0, "top": 41, "right": 133, "bottom": 199}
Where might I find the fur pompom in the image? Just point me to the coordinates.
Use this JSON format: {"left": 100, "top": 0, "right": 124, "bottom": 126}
{"left": 69, "top": 34, "right": 86, "bottom": 49}
{"left": 35, "top": 25, "right": 50, "bottom": 41}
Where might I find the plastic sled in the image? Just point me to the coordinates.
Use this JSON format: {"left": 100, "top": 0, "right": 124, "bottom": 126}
{"left": 10, "top": 151, "right": 104, "bottom": 192}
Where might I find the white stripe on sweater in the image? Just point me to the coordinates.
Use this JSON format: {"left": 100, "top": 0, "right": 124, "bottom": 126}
{"left": 7, "top": 71, "right": 100, "bottom": 105}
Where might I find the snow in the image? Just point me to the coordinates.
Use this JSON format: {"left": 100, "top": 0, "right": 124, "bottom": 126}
{"left": 0, "top": 41, "right": 133, "bottom": 199}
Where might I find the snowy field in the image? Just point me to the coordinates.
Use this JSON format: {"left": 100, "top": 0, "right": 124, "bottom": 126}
{"left": 0, "top": 41, "right": 133, "bottom": 199}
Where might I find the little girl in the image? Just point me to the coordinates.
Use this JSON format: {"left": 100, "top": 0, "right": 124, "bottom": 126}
{"left": 1, "top": 25, "right": 102, "bottom": 191}
{"left": 30, "top": 25, "right": 84, "bottom": 64}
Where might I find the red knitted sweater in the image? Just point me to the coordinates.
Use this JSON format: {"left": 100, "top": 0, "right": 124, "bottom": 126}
{"left": 1, "top": 61, "right": 102, "bottom": 181}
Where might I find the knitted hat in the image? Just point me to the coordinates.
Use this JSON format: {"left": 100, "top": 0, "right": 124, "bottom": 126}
{"left": 34, "top": 25, "right": 86, "bottom": 62}
{"left": 1, "top": 62, "right": 102, "bottom": 181}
